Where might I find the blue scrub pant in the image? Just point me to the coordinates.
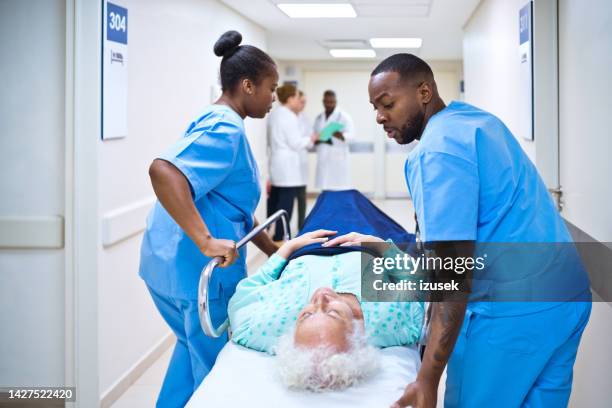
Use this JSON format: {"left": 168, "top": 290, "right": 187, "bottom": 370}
{"left": 444, "top": 300, "right": 591, "bottom": 407}
{"left": 147, "top": 285, "right": 230, "bottom": 408}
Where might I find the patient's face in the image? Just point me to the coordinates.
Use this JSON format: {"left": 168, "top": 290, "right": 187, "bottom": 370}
{"left": 294, "top": 287, "right": 364, "bottom": 352}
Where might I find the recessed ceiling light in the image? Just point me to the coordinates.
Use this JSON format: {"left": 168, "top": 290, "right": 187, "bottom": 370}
{"left": 277, "top": 3, "right": 357, "bottom": 18}
{"left": 369, "top": 38, "right": 423, "bottom": 49}
{"left": 329, "top": 49, "right": 376, "bottom": 58}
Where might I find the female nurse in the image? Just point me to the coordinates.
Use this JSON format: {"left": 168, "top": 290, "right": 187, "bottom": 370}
{"left": 139, "top": 30, "right": 279, "bottom": 407}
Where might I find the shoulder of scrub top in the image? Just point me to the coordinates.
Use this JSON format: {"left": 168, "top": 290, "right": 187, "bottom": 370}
{"left": 413, "top": 113, "right": 479, "bottom": 166}
{"left": 183, "top": 104, "right": 245, "bottom": 136}
{"left": 158, "top": 108, "right": 247, "bottom": 201}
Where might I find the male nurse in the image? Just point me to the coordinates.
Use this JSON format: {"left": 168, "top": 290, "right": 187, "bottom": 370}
{"left": 365, "top": 54, "right": 591, "bottom": 407}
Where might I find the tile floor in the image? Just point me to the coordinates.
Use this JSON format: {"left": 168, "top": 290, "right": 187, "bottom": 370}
{"left": 111, "top": 347, "right": 172, "bottom": 408}
{"left": 112, "top": 197, "right": 447, "bottom": 407}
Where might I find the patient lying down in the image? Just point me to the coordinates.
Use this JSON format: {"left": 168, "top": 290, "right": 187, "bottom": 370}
{"left": 227, "top": 230, "right": 424, "bottom": 392}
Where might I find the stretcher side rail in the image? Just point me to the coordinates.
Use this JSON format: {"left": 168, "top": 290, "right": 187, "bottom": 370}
{"left": 198, "top": 210, "right": 291, "bottom": 338}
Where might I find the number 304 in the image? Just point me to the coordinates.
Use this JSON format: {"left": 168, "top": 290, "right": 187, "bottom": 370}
{"left": 109, "top": 12, "right": 126, "bottom": 32}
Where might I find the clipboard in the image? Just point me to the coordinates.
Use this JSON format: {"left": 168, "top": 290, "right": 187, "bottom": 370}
{"left": 319, "top": 121, "right": 344, "bottom": 142}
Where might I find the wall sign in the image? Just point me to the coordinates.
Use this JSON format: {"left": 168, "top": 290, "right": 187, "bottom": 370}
{"left": 102, "top": 1, "right": 128, "bottom": 140}
{"left": 519, "top": 1, "right": 534, "bottom": 141}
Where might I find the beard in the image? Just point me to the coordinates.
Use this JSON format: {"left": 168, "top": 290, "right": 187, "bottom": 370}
{"left": 396, "top": 108, "right": 425, "bottom": 145}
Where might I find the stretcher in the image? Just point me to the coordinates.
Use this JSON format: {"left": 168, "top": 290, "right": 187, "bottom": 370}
{"left": 191, "top": 190, "right": 427, "bottom": 407}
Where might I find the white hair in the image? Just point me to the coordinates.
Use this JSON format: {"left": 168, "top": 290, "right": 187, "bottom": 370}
{"left": 274, "top": 321, "right": 380, "bottom": 392}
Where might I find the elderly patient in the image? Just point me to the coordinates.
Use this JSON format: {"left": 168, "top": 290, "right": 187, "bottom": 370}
{"left": 228, "top": 230, "right": 424, "bottom": 392}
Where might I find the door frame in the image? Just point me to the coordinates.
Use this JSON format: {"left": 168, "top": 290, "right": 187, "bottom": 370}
{"left": 532, "top": 0, "right": 561, "bottom": 207}
{"left": 65, "top": 0, "right": 101, "bottom": 406}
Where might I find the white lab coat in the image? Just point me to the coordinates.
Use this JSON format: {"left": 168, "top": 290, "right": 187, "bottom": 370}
{"left": 297, "top": 112, "right": 312, "bottom": 186}
{"left": 267, "top": 105, "right": 311, "bottom": 187}
{"left": 313, "top": 107, "right": 355, "bottom": 190}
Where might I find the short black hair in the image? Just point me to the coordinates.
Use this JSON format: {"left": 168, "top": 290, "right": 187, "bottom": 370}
{"left": 323, "top": 90, "right": 336, "bottom": 98}
{"left": 371, "top": 53, "right": 434, "bottom": 85}
{"left": 214, "top": 30, "right": 277, "bottom": 92}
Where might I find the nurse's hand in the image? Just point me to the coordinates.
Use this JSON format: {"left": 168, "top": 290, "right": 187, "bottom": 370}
{"left": 322, "top": 232, "right": 385, "bottom": 247}
{"left": 276, "top": 229, "right": 337, "bottom": 259}
{"left": 391, "top": 379, "right": 437, "bottom": 408}
{"left": 200, "top": 237, "right": 238, "bottom": 267}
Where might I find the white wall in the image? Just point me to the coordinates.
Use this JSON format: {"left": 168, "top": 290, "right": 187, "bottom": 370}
{"left": 557, "top": 0, "right": 612, "bottom": 243}
{"left": 462, "top": 0, "right": 536, "bottom": 162}
{"left": 0, "top": 0, "right": 270, "bottom": 400}
{"left": 0, "top": 0, "right": 66, "bottom": 387}
{"left": 557, "top": 1, "right": 612, "bottom": 407}
{"left": 97, "top": 0, "right": 269, "bottom": 399}
{"left": 276, "top": 60, "right": 462, "bottom": 197}
{"left": 463, "top": 0, "right": 612, "bottom": 406}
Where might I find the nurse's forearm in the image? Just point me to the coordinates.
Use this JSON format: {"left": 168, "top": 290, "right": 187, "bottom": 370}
{"left": 149, "top": 159, "right": 211, "bottom": 249}
{"left": 417, "top": 240, "right": 473, "bottom": 387}
{"left": 417, "top": 301, "right": 467, "bottom": 387}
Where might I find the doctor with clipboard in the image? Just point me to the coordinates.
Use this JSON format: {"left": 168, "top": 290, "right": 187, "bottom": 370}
{"left": 313, "top": 90, "right": 355, "bottom": 190}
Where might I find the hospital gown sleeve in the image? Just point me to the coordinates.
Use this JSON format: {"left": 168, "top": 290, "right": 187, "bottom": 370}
{"left": 158, "top": 120, "right": 241, "bottom": 202}
{"left": 408, "top": 151, "right": 479, "bottom": 242}
{"left": 227, "top": 254, "right": 287, "bottom": 333}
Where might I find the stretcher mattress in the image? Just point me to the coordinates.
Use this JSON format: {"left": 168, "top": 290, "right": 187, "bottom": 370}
{"left": 186, "top": 342, "right": 420, "bottom": 407}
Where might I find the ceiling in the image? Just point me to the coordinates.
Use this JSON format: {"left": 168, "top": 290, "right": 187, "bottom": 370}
{"left": 219, "top": 0, "right": 482, "bottom": 61}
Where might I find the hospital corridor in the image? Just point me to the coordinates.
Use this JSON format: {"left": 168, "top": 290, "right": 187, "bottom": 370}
{"left": 1, "top": 0, "right": 611, "bottom": 407}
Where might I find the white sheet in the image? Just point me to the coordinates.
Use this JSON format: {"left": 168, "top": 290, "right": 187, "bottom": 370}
{"left": 187, "top": 342, "right": 420, "bottom": 407}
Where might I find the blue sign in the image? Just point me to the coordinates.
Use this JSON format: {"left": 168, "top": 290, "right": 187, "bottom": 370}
{"left": 107, "top": 2, "right": 128, "bottom": 45}
{"left": 519, "top": 3, "right": 531, "bottom": 45}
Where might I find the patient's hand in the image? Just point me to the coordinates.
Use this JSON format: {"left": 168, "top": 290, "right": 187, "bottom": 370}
{"left": 277, "top": 229, "right": 337, "bottom": 259}
{"left": 322, "top": 232, "right": 385, "bottom": 248}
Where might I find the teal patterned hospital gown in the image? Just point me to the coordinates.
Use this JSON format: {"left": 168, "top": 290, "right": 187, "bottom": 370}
{"left": 228, "top": 248, "right": 424, "bottom": 354}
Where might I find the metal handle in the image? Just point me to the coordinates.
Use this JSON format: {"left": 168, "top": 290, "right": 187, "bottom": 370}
{"left": 198, "top": 210, "right": 291, "bottom": 337}
{"left": 548, "top": 186, "right": 564, "bottom": 212}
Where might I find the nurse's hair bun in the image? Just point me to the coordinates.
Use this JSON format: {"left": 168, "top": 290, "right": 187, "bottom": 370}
{"left": 214, "top": 30, "right": 242, "bottom": 57}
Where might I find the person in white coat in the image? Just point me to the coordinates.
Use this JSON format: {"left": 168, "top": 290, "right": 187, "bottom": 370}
{"left": 267, "top": 84, "right": 317, "bottom": 241}
{"left": 313, "top": 90, "right": 355, "bottom": 190}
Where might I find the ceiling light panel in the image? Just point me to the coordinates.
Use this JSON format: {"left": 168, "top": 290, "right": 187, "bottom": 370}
{"left": 329, "top": 49, "right": 376, "bottom": 58}
{"left": 319, "top": 39, "right": 369, "bottom": 48}
{"left": 351, "top": 0, "right": 430, "bottom": 5}
{"left": 277, "top": 3, "right": 357, "bottom": 18}
{"left": 370, "top": 38, "right": 423, "bottom": 48}
{"left": 355, "top": 4, "right": 430, "bottom": 18}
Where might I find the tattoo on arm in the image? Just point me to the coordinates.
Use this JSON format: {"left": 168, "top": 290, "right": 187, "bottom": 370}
{"left": 418, "top": 240, "right": 473, "bottom": 382}
{"left": 431, "top": 302, "right": 467, "bottom": 365}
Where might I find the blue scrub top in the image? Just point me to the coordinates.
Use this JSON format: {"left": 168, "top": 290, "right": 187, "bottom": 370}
{"left": 140, "top": 104, "right": 261, "bottom": 300}
{"left": 405, "top": 101, "right": 590, "bottom": 316}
